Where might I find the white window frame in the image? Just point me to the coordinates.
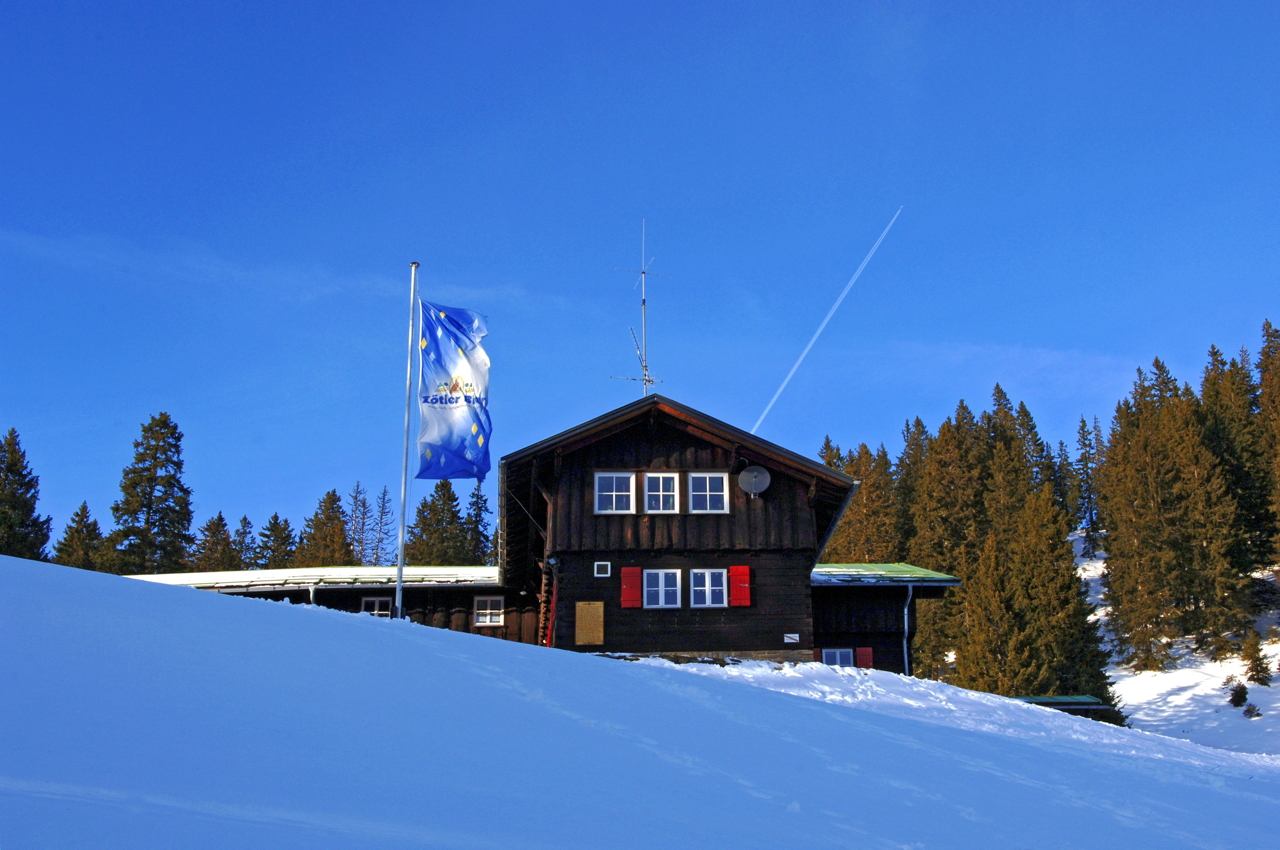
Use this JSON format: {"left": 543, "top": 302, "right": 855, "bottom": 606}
{"left": 687, "top": 472, "right": 730, "bottom": 514}
{"left": 594, "top": 472, "right": 636, "bottom": 514}
{"left": 361, "top": 596, "right": 392, "bottom": 617}
{"left": 474, "top": 595, "right": 505, "bottom": 626}
{"left": 823, "top": 648, "right": 854, "bottom": 667}
{"left": 690, "top": 568, "right": 728, "bottom": 608}
{"left": 643, "top": 472, "right": 680, "bottom": 514}
{"left": 642, "top": 569, "right": 681, "bottom": 609}
{"left": 594, "top": 561, "right": 611, "bottom": 577}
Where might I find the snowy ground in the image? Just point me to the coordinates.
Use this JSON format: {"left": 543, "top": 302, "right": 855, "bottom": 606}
{"left": 4, "top": 554, "right": 1280, "bottom": 848}
{"left": 1072, "top": 535, "right": 1280, "bottom": 754}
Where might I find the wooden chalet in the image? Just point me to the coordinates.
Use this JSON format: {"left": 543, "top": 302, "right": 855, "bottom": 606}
{"left": 499, "top": 394, "right": 959, "bottom": 670}
{"left": 133, "top": 395, "right": 959, "bottom": 673}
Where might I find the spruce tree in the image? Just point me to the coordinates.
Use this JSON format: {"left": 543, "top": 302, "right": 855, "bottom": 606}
{"left": 1099, "top": 362, "right": 1248, "bottom": 668}
{"left": 893, "top": 418, "right": 931, "bottom": 561}
{"left": 106, "top": 413, "right": 194, "bottom": 574}
{"left": 294, "top": 491, "right": 355, "bottom": 568}
{"left": 1257, "top": 320, "right": 1280, "bottom": 563}
{"left": 190, "top": 512, "right": 240, "bottom": 572}
{"left": 822, "top": 443, "right": 899, "bottom": 563}
{"left": 1242, "top": 629, "right": 1272, "bottom": 686}
{"left": 257, "top": 513, "right": 297, "bottom": 570}
{"left": 1200, "top": 345, "right": 1272, "bottom": 571}
{"left": 232, "top": 516, "right": 256, "bottom": 569}
{"left": 53, "top": 502, "right": 104, "bottom": 571}
{"left": 462, "top": 481, "right": 493, "bottom": 565}
{"left": 404, "top": 480, "right": 468, "bottom": 565}
{"left": 372, "top": 486, "right": 395, "bottom": 566}
{"left": 346, "top": 481, "right": 374, "bottom": 565}
{"left": 908, "top": 400, "right": 988, "bottom": 678}
{"left": 1075, "top": 416, "right": 1103, "bottom": 558}
{"left": 0, "top": 428, "right": 52, "bottom": 560}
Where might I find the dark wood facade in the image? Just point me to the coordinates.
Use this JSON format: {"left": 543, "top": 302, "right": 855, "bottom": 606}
{"left": 499, "top": 395, "right": 858, "bottom": 658}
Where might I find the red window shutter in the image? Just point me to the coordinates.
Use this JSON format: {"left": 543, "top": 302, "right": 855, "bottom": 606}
{"left": 620, "top": 567, "right": 642, "bottom": 608}
{"left": 856, "top": 647, "right": 874, "bottom": 669}
{"left": 813, "top": 648, "right": 822, "bottom": 662}
{"left": 729, "top": 565, "right": 751, "bottom": 607}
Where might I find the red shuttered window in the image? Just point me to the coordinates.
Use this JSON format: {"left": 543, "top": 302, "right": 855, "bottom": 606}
{"left": 620, "top": 567, "right": 643, "bottom": 608}
{"left": 728, "top": 565, "right": 751, "bottom": 607}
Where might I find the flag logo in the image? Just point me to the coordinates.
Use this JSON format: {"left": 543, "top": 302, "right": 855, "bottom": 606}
{"left": 415, "top": 300, "right": 491, "bottom": 480}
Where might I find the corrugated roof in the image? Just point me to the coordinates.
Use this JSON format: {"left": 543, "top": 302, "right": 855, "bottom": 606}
{"left": 129, "top": 566, "right": 501, "bottom": 591}
{"left": 811, "top": 563, "right": 961, "bottom": 586}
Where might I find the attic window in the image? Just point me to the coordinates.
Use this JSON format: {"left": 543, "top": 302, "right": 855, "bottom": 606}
{"left": 688, "top": 473, "right": 729, "bottom": 513}
{"left": 644, "top": 472, "right": 679, "bottom": 513}
{"left": 595, "top": 472, "right": 635, "bottom": 514}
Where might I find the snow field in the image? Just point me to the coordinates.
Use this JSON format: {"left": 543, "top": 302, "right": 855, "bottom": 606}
{"left": 3, "top": 554, "right": 1279, "bottom": 849}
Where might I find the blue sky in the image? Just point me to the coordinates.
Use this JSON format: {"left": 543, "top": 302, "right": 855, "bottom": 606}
{"left": 2, "top": 2, "right": 1277, "bottom": 538}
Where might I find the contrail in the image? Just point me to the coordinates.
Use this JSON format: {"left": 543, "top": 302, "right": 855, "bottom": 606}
{"left": 751, "top": 207, "right": 903, "bottom": 435}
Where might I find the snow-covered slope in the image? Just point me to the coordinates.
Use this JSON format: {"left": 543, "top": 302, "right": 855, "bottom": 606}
{"left": 3, "top": 554, "right": 1279, "bottom": 849}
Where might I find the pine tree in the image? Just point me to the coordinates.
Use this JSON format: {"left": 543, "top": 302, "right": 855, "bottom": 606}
{"left": 346, "top": 481, "right": 374, "bottom": 566}
{"left": 232, "top": 516, "right": 256, "bottom": 569}
{"left": 294, "top": 491, "right": 355, "bottom": 568}
{"left": 893, "top": 418, "right": 931, "bottom": 561}
{"left": 106, "top": 413, "right": 194, "bottom": 574}
{"left": 1099, "top": 361, "right": 1248, "bottom": 668}
{"left": 1242, "top": 629, "right": 1272, "bottom": 686}
{"left": 462, "top": 481, "right": 492, "bottom": 565}
{"left": 822, "top": 443, "right": 899, "bottom": 563}
{"left": 53, "top": 502, "right": 104, "bottom": 571}
{"left": 0, "top": 428, "right": 53, "bottom": 560}
{"left": 372, "top": 486, "right": 395, "bottom": 566}
{"left": 404, "top": 480, "right": 469, "bottom": 565}
{"left": 190, "top": 512, "right": 239, "bottom": 572}
{"left": 257, "top": 513, "right": 297, "bottom": 570}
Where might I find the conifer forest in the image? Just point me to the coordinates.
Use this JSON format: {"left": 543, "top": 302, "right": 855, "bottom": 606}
{"left": 4, "top": 321, "right": 1280, "bottom": 705}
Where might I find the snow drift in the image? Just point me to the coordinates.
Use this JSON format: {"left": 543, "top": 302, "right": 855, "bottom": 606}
{"left": 2, "top": 554, "right": 1278, "bottom": 849}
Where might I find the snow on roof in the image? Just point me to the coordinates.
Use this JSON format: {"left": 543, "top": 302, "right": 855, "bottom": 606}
{"left": 811, "top": 563, "right": 960, "bottom": 586}
{"left": 128, "top": 565, "right": 500, "bottom": 590}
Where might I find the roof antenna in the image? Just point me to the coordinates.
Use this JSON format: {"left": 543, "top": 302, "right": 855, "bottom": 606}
{"left": 611, "top": 219, "right": 666, "bottom": 396}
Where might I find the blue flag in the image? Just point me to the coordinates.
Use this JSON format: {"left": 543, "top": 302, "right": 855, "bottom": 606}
{"left": 416, "top": 299, "right": 491, "bottom": 481}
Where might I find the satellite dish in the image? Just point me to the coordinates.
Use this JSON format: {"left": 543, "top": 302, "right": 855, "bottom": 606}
{"left": 737, "top": 466, "right": 772, "bottom": 499}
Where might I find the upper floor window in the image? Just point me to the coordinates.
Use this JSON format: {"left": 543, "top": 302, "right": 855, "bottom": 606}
{"left": 595, "top": 472, "right": 635, "bottom": 514}
{"left": 644, "top": 472, "right": 679, "bottom": 513}
{"left": 688, "top": 472, "right": 729, "bottom": 513}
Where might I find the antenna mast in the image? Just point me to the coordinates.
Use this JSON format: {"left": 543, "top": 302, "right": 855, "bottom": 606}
{"left": 611, "top": 219, "right": 663, "bottom": 395}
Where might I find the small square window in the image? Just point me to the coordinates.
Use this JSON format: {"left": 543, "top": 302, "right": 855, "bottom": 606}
{"left": 361, "top": 597, "right": 392, "bottom": 617}
{"left": 474, "top": 596, "right": 505, "bottom": 626}
{"left": 823, "top": 648, "right": 854, "bottom": 667}
{"left": 644, "top": 473, "right": 679, "bottom": 513}
{"left": 595, "top": 472, "right": 635, "bottom": 514}
{"left": 643, "top": 569, "right": 681, "bottom": 608}
{"left": 594, "top": 561, "right": 611, "bottom": 577}
{"left": 688, "top": 473, "right": 729, "bottom": 513}
{"left": 690, "top": 569, "right": 727, "bottom": 607}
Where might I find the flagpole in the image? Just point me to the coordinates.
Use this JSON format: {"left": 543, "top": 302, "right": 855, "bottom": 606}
{"left": 395, "top": 262, "right": 419, "bottom": 619}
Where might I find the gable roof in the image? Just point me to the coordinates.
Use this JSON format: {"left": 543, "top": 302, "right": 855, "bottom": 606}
{"left": 501, "top": 394, "right": 855, "bottom": 489}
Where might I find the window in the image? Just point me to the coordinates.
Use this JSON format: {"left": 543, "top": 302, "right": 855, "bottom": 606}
{"left": 688, "top": 473, "right": 729, "bottom": 513}
{"left": 594, "top": 561, "right": 611, "bottom": 578}
{"left": 643, "top": 569, "right": 680, "bottom": 608}
{"left": 823, "top": 648, "right": 854, "bottom": 667}
{"left": 690, "top": 569, "right": 727, "bottom": 607}
{"left": 644, "top": 472, "right": 679, "bottom": 513}
{"left": 474, "top": 596, "right": 505, "bottom": 626}
{"left": 361, "top": 597, "right": 392, "bottom": 617}
{"left": 595, "top": 472, "right": 635, "bottom": 514}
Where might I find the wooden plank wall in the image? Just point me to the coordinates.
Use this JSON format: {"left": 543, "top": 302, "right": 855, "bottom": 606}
{"left": 551, "top": 551, "right": 815, "bottom": 654}
{"left": 550, "top": 422, "right": 820, "bottom": 553}
{"left": 811, "top": 585, "right": 915, "bottom": 675}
